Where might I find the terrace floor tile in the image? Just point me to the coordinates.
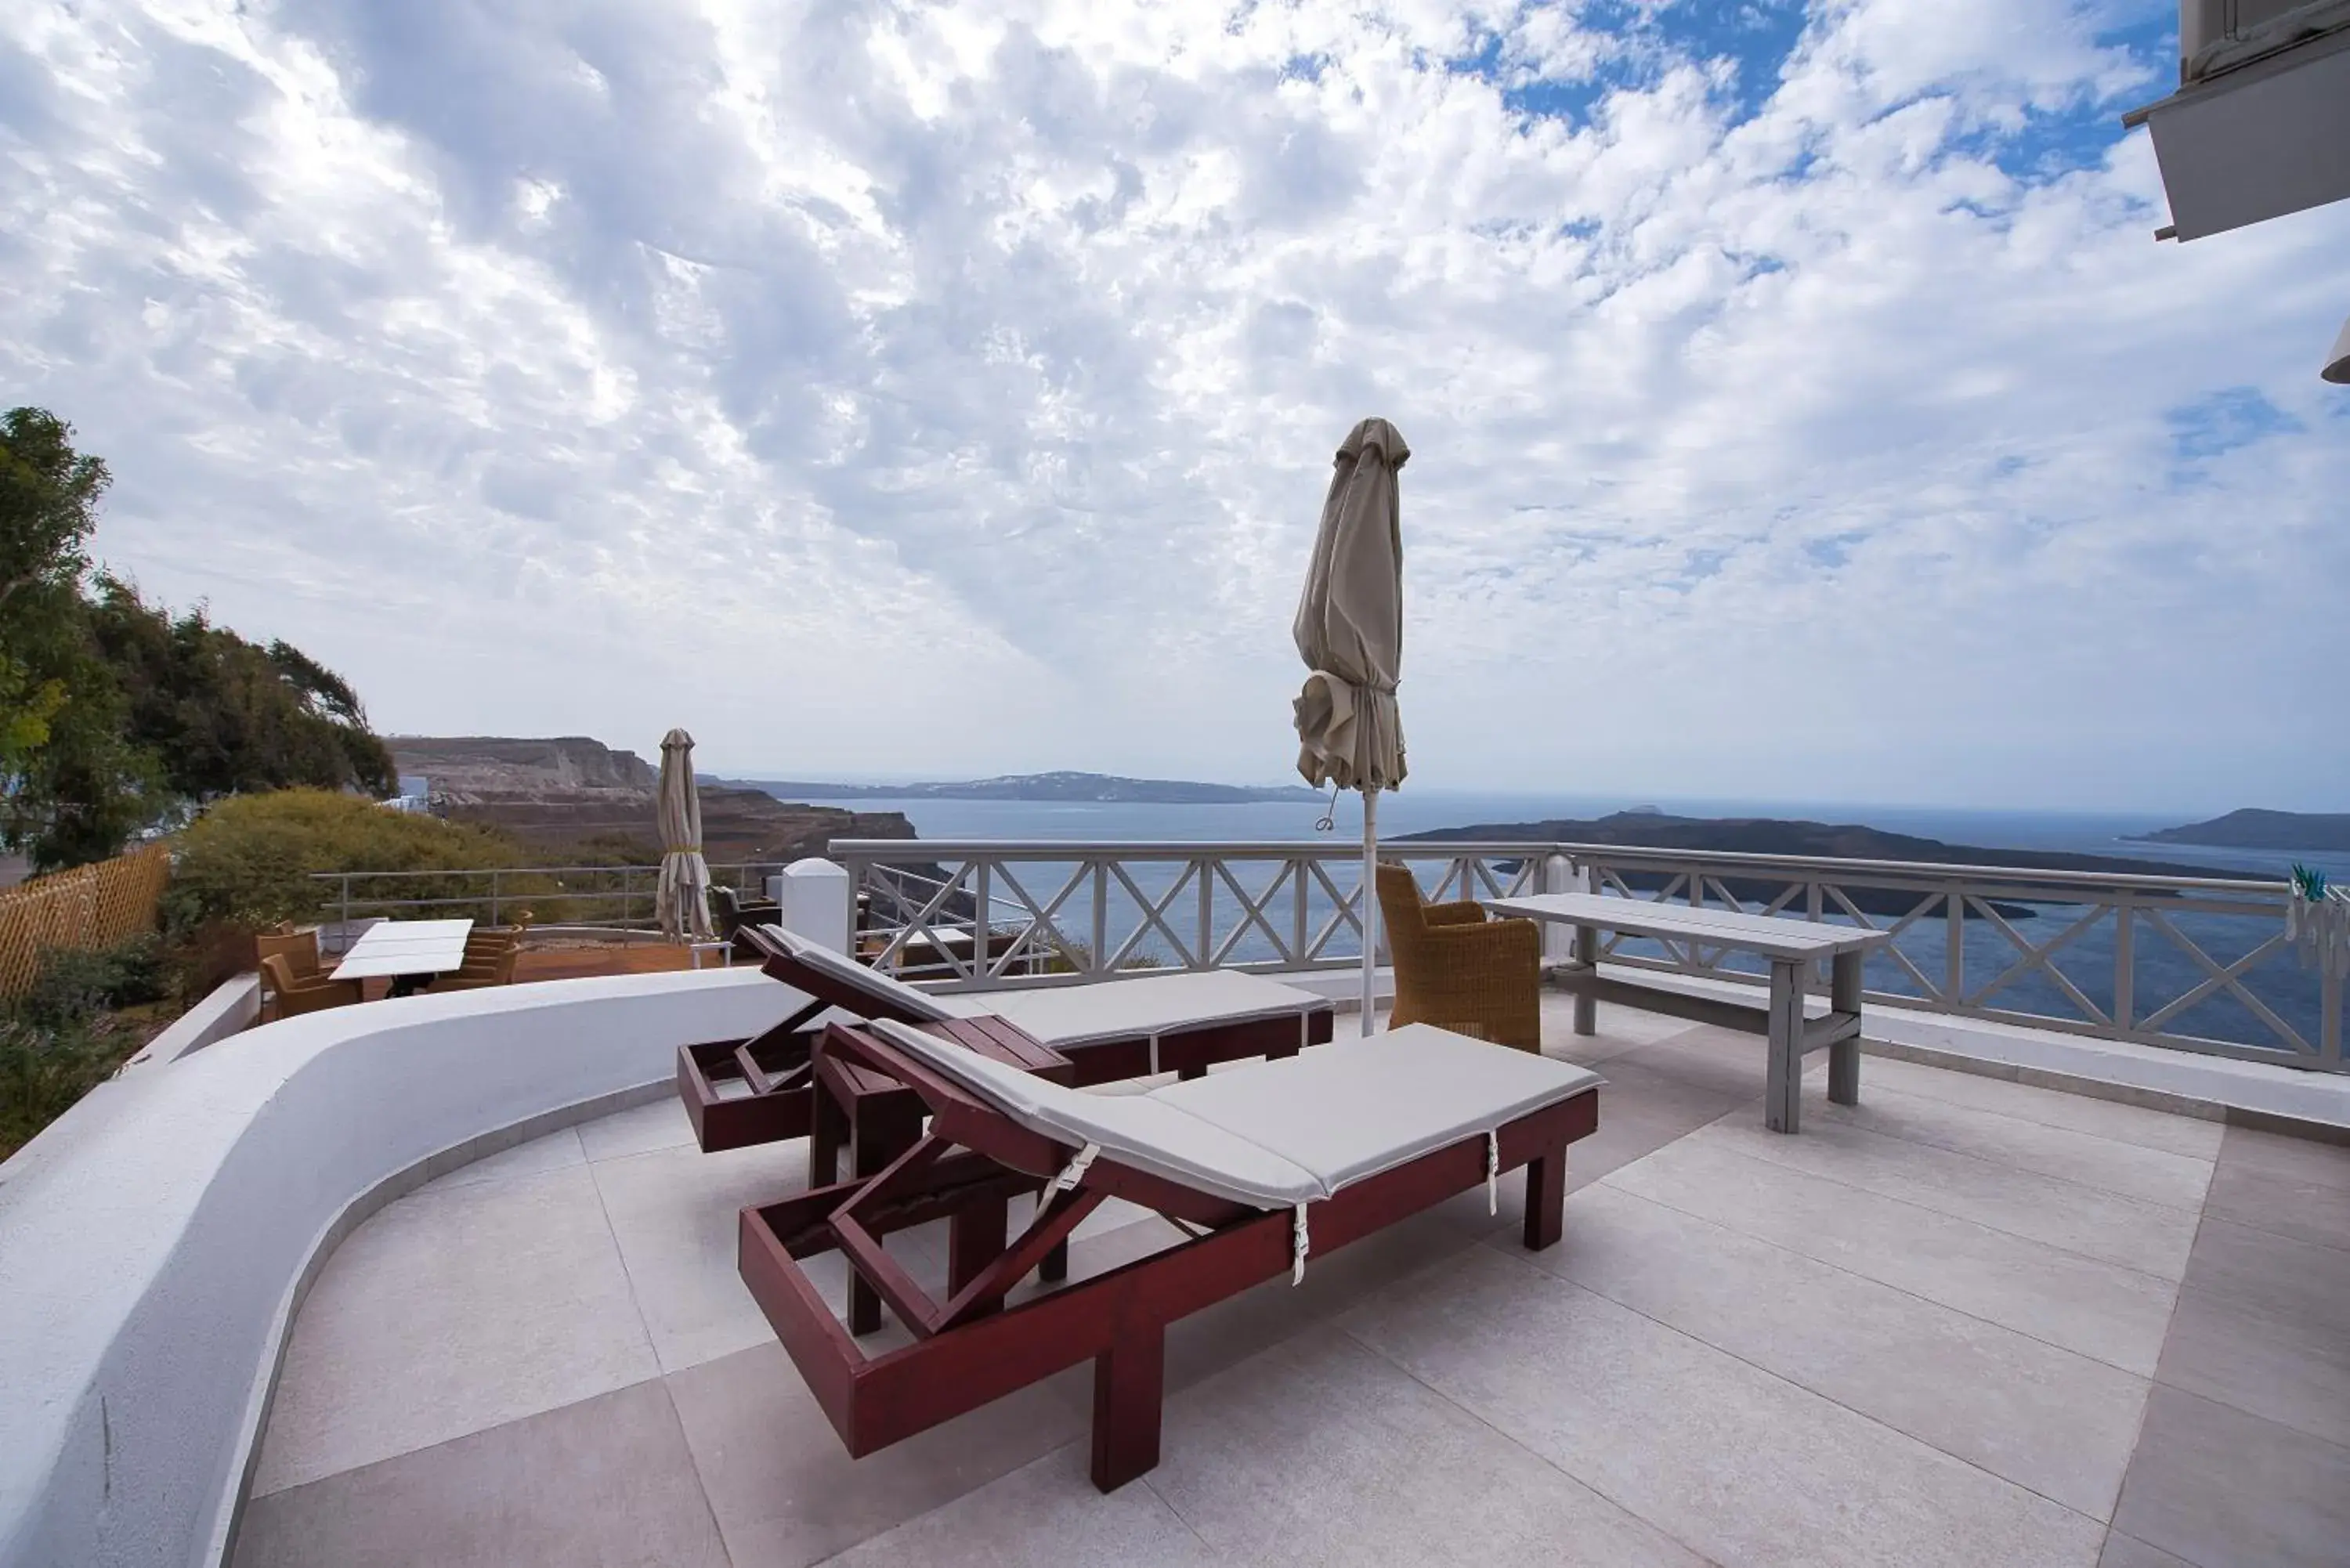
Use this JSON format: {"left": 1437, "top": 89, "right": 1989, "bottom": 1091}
{"left": 1813, "top": 1082, "right": 2215, "bottom": 1212}
{"left": 1682, "top": 1115, "right": 2203, "bottom": 1279}
{"left": 235, "top": 1378, "right": 725, "bottom": 1568}
{"left": 817, "top": 1447, "right": 1224, "bottom": 1568}
{"left": 418, "top": 1125, "right": 585, "bottom": 1192}
{"left": 1854, "top": 1054, "right": 2225, "bottom": 1159}
{"left": 2110, "top": 1384, "right": 2350, "bottom": 1568}
{"left": 2199, "top": 1126, "right": 2350, "bottom": 1252}
{"left": 1342, "top": 1245, "right": 2106, "bottom": 1568}
{"left": 1148, "top": 1332, "right": 1705, "bottom": 1567}
{"left": 666, "top": 1342, "right": 1086, "bottom": 1568}
{"left": 2096, "top": 1531, "right": 2197, "bottom": 1568}
{"left": 1531, "top": 1183, "right": 2152, "bottom": 1519}
{"left": 252, "top": 1165, "right": 656, "bottom": 1494}
{"left": 1607, "top": 1136, "right": 2182, "bottom": 1374}
{"left": 588, "top": 1136, "right": 877, "bottom": 1376}
{"left": 576, "top": 1095, "right": 699, "bottom": 1163}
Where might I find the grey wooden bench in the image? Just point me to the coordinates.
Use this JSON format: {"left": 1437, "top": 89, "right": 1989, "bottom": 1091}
{"left": 1485, "top": 892, "right": 1889, "bottom": 1133}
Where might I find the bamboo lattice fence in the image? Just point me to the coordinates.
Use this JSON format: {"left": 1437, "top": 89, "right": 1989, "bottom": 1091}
{"left": 0, "top": 844, "right": 172, "bottom": 999}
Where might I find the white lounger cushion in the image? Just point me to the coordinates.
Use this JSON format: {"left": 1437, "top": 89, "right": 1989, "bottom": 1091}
{"left": 867, "top": 1019, "right": 1598, "bottom": 1209}
{"left": 760, "top": 926, "right": 1325, "bottom": 1049}
{"left": 753, "top": 926, "right": 990, "bottom": 1022}
{"left": 985, "top": 970, "right": 1329, "bottom": 1050}
{"left": 866, "top": 1020, "right": 1323, "bottom": 1209}
{"left": 1152, "top": 1024, "right": 1602, "bottom": 1190}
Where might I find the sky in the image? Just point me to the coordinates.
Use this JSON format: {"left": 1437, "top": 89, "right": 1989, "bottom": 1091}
{"left": 3, "top": 0, "right": 2345, "bottom": 815}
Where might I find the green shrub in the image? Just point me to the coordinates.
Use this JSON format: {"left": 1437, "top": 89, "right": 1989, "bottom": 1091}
{"left": 1042, "top": 938, "right": 1167, "bottom": 975}
{"left": 0, "top": 1013, "right": 132, "bottom": 1158}
{"left": 16, "top": 934, "right": 165, "bottom": 1030}
{"left": 161, "top": 789, "right": 535, "bottom": 934}
{"left": 1, "top": 936, "right": 172, "bottom": 1159}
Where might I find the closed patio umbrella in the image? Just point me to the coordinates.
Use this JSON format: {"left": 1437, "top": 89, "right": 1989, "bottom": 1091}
{"left": 655, "top": 728, "right": 714, "bottom": 943}
{"left": 1292, "top": 417, "right": 1408, "bottom": 1035}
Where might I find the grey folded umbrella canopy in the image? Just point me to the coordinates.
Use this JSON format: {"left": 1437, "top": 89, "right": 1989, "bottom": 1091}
{"left": 655, "top": 728, "right": 714, "bottom": 943}
{"left": 1293, "top": 418, "right": 1409, "bottom": 792}
{"left": 1292, "top": 417, "right": 1408, "bottom": 1034}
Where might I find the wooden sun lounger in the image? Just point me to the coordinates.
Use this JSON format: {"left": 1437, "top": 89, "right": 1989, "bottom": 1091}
{"left": 678, "top": 924, "right": 1338, "bottom": 1152}
{"left": 738, "top": 1017, "right": 1603, "bottom": 1490}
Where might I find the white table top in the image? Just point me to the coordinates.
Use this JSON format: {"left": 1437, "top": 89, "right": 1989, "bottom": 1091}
{"left": 1484, "top": 893, "right": 1885, "bottom": 959}
{"left": 334, "top": 919, "right": 475, "bottom": 979}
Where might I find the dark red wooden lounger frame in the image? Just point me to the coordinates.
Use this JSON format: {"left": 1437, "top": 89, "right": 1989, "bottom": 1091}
{"left": 678, "top": 927, "right": 1337, "bottom": 1152}
{"left": 736, "top": 1020, "right": 1600, "bottom": 1492}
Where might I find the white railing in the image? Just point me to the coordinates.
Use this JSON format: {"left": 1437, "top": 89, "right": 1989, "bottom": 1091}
{"left": 830, "top": 838, "right": 2343, "bottom": 1074}
{"left": 846, "top": 840, "right": 1556, "bottom": 981}
{"left": 309, "top": 862, "right": 781, "bottom": 935}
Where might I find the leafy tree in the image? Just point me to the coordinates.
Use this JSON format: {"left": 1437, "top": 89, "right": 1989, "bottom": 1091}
{"left": 0, "top": 408, "right": 107, "bottom": 783}
{"left": 0, "top": 406, "right": 107, "bottom": 629}
{"left": 87, "top": 577, "right": 396, "bottom": 803}
{"left": 1, "top": 409, "right": 399, "bottom": 869}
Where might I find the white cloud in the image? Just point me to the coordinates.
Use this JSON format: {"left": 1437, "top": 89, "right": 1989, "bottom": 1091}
{"left": 1, "top": 0, "right": 2342, "bottom": 810}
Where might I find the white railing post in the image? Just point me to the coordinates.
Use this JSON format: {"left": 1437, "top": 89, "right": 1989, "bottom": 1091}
{"left": 2323, "top": 964, "right": 2344, "bottom": 1070}
{"left": 2115, "top": 891, "right": 2136, "bottom": 1035}
{"left": 1090, "top": 858, "right": 1108, "bottom": 977}
{"left": 776, "top": 858, "right": 854, "bottom": 954}
{"left": 1540, "top": 852, "right": 1574, "bottom": 966}
{"left": 1944, "top": 887, "right": 1965, "bottom": 1006}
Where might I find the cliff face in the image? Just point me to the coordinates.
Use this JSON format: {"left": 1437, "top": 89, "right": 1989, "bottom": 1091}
{"left": 391, "top": 735, "right": 657, "bottom": 799}
{"left": 387, "top": 736, "right": 915, "bottom": 863}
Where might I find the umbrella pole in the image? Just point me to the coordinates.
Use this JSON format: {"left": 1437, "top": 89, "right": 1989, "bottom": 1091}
{"left": 1361, "top": 787, "right": 1379, "bottom": 1037}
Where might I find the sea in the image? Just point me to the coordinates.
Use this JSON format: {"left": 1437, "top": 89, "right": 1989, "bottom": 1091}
{"left": 764, "top": 789, "right": 2344, "bottom": 1058}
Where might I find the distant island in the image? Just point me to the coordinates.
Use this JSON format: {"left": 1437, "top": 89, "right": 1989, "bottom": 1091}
{"left": 2129, "top": 808, "right": 2350, "bottom": 853}
{"left": 720, "top": 771, "right": 1325, "bottom": 805}
{"left": 1401, "top": 811, "right": 2246, "bottom": 917}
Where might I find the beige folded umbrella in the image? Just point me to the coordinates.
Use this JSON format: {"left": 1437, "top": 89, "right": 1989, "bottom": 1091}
{"left": 1293, "top": 417, "right": 1409, "bottom": 1033}
{"left": 655, "top": 728, "right": 714, "bottom": 943}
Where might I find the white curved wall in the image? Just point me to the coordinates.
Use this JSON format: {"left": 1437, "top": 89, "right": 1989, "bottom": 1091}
{"left": 0, "top": 968, "right": 807, "bottom": 1568}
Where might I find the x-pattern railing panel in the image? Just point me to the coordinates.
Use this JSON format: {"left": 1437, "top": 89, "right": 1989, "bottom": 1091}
{"left": 982, "top": 858, "right": 1090, "bottom": 979}
{"left": 1208, "top": 859, "right": 1298, "bottom": 968}
{"left": 2135, "top": 909, "right": 2307, "bottom": 1053}
{"left": 1962, "top": 898, "right": 2113, "bottom": 1027}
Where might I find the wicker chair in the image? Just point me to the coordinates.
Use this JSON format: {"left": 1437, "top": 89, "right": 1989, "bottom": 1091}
{"left": 255, "top": 927, "right": 325, "bottom": 982}
{"left": 1375, "top": 862, "right": 1543, "bottom": 1052}
{"left": 434, "top": 923, "right": 529, "bottom": 991}
{"left": 258, "top": 952, "right": 363, "bottom": 1017}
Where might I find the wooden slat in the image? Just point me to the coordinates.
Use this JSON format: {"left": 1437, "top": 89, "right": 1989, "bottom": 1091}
{"left": 1488, "top": 891, "right": 1882, "bottom": 956}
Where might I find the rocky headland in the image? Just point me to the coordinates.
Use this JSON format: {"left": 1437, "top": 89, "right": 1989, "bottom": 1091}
{"left": 388, "top": 736, "right": 916, "bottom": 864}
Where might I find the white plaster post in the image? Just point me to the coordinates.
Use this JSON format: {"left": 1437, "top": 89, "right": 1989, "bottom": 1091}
{"left": 1540, "top": 853, "right": 1574, "bottom": 966}
{"left": 775, "top": 858, "right": 854, "bottom": 954}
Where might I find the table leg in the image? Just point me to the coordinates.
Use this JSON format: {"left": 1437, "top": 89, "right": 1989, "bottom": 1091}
{"left": 1828, "top": 948, "right": 1863, "bottom": 1108}
{"left": 1571, "top": 923, "right": 1599, "bottom": 1035}
{"left": 1766, "top": 958, "right": 1803, "bottom": 1134}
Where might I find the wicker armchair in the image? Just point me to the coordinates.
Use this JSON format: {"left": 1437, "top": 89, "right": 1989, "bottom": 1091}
{"left": 1375, "top": 862, "right": 1543, "bottom": 1052}
{"left": 258, "top": 952, "right": 363, "bottom": 1017}
{"left": 434, "top": 923, "right": 529, "bottom": 991}
{"left": 256, "top": 927, "right": 325, "bottom": 981}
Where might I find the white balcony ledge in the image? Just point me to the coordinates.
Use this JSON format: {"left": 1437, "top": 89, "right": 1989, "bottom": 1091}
{"left": 0, "top": 968, "right": 806, "bottom": 1568}
{"left": 2124, "top": 19, "right": 2350, "bottom": 240}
